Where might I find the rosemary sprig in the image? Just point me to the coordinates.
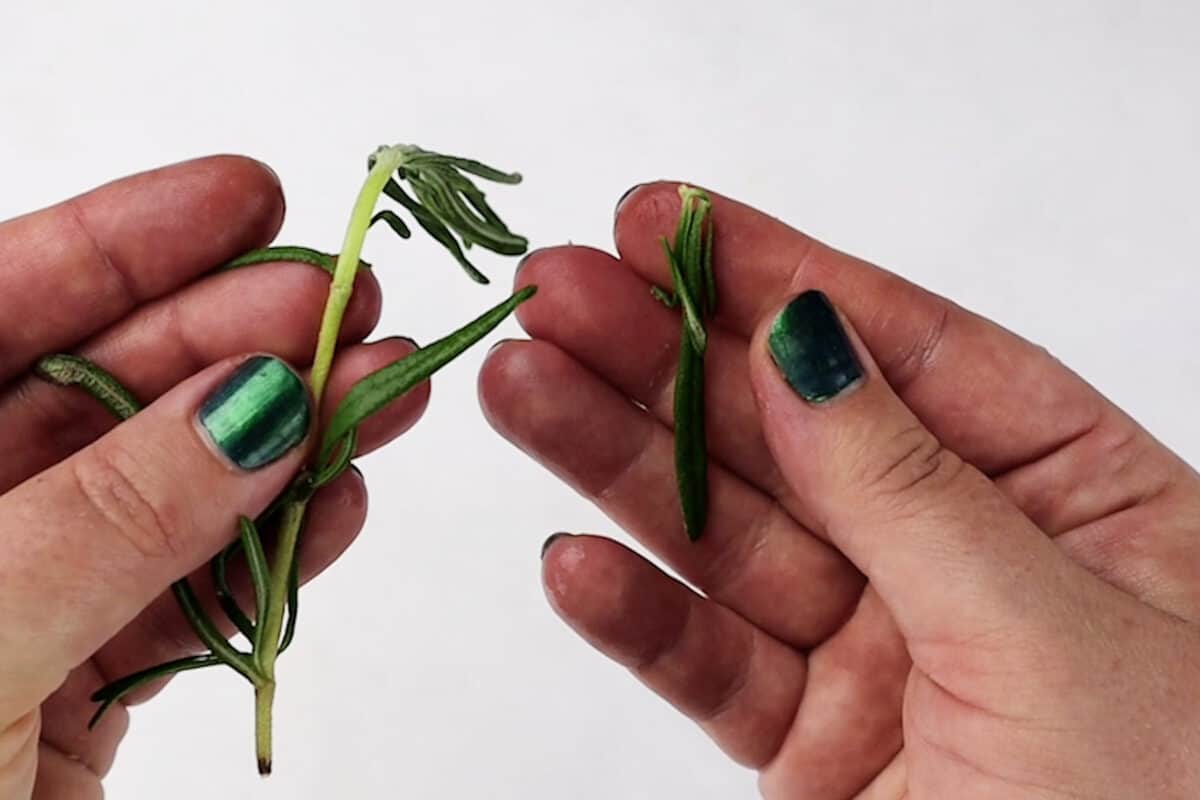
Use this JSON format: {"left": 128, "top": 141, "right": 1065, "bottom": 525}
{"left": 35, "top": 144, "right": 534, "bottom": 775}
{"left": 652, "top": 186, "right": 717, "bottom": 541}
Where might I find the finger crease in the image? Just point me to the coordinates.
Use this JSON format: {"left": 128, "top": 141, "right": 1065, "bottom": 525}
{"left": 633, "top": 593, "right": 694, "bottom": 675}
{"left": 695, "top": 625, "right": 756, "bottom": 724}
{"left": 594, "top": 419, "right": 659, "bottom": 506}
{"left": 41, "top": 737, "right": 103, "bottom": 783}
{"left": 66, "top": 198, "right": 140, "bottom": 308}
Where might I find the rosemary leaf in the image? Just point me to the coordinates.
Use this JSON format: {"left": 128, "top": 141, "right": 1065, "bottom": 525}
{"left": 313, "top": 428, "right": 358, "bottom": 489}
{"left": 370, "top": 210, "right": 412, "bottom": 239}
{"left": 88, "top": 654, "right": 222, "bottom": 729}
{"left": 407, "top": 152, "right": 522, "bottom": 185}
{"left": 659, "top": 237, "right": 707, "bottom": 354}
{"left": 383, "top": 178, "right": 490, "bottom": 284}
{"left": 320, "top": 286, "right": 537, "bottom": 463}
{"left": 221, "top": 246, "right": 373, "bottom": 275}
{"left": 241, "top": 517, "right": 271, "bottom": 641}
{"left": 35, "top": 355, "right": 140, "bottom": 420}
{"left": 659, "top": 185, "right": 717, "bottom": 542}
{"left": 278, "top": 557, "right": 300, "bottom": 654}
{"left": 212, "top": 542, "right": 256, "bottom": 641}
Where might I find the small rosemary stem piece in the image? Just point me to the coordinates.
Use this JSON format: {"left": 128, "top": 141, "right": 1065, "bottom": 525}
{"left": 253, "top": 147, "right": 406, "bottom": 775}
{"left": 254, "top": 682, "right": 276, "bottom": 775}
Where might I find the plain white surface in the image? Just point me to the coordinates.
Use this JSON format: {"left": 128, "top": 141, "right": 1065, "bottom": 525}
{"left": 1, "top": 1, "right": 1197, "bottom": 797}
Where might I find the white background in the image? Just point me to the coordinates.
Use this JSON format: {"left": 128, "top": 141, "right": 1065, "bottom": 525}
{"left": 1, "top": 1, "right": 1197, "bottom": 797}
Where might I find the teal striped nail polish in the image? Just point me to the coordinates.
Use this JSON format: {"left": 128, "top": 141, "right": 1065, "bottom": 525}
{"left": 198, "top": 357, "right": 310, "bottom": 470}
{"left": 768, "top": 291, "right": 863, "bottom": 403}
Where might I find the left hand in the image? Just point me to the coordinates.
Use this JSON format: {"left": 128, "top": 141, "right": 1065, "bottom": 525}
{"left": 0, "top": 157, "right": 427, "bottom": 797}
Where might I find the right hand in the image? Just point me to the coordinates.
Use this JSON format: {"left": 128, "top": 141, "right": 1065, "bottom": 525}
{"left": 480, "top": 182, "right": 1200, "bottom": 797}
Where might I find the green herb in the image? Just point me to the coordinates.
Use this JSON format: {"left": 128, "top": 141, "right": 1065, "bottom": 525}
{"left": 35, "top": 144, "right": 535, "bottom": 775}
{"left": 651, "top": 185, "right": 716, "bottom": 542}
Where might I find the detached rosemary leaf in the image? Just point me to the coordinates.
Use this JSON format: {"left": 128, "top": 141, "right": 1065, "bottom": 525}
{"left": 659, "top": 238, "right": 707, "bottom": 354}
{"left": 35, "top": 355, "right": 140, "bottom": 420}
{"left": 674, "top": 338, "right": 708, "bottom": 541}
{"left": 320, "top": 286, "right": 537, "bottom": 462}
{"left": 659, "top": 185, "right": 717, "bottom": 542}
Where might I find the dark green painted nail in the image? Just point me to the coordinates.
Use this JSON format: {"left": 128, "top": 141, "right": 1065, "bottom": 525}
{"left": 198, "top": 356, "right": 310, "bottom": 470}
{"left": 768, "top": 291, "right": 863, "bottom": 403}
{"left": 541, "top": 532, "right": 572, "bottom": 560}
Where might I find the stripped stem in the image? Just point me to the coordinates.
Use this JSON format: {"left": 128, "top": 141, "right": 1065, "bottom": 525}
{"left": 252, "top": 147, "right": 406, "bottom": 774}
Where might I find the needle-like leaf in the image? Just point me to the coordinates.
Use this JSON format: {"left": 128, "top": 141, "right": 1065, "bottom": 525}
{"left": 660, "top": 237, "right": 707, "bottom": 354}
{"left": 241, "top": 517, "right": 271, "bottom": 639}
{"left": 320, "top": 286, "right": 537, "bottom": 463}
{"left": 212, "top": 543, "right": 256, "bottom": 642}
{"left": 221, "top": 246, "right": 373, "bottom": 275}
{"left": 313, "top": 428, "right": 358, "bottom": 489}
{"left": 371, "top": 146, "right": 530, "bottom": 284}
{"left": 383, "top": 178, "right": 490, "bottom": 284}
{"left": 657, "top": 186, "right": 717, "bottom": 541}
{"left": 370, "top": 210, "right": 412, "bottom": 239}
{"left": 88, "top": 655, "right": 222, "bottom": 729}
{"left": 35, "top": 355, "right": 140, "bottom": 420}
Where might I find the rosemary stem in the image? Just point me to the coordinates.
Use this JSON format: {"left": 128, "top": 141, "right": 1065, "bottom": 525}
{"left": 252, "top": 146, "right": 405, "bottom": 774}
{"left": 309, "top": 147, "right": 406, "bottom": 405}
{"left": 255, "top": 682, "right": 276, "bottom": 775}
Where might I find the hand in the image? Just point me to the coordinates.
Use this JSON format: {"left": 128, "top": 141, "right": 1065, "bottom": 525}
{"left": 479, "top": 183, "right": 1200, "bottom": 798}
{"left": 0, "top": 158, "right": 427, "bottom": 798}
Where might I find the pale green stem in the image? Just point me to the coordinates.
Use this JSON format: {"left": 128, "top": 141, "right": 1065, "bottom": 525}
{"left": 309, "top": 147, "right": 407, "bottom": 404}
{"left": 253, "top": 147, "right": 408, "bottom": 775}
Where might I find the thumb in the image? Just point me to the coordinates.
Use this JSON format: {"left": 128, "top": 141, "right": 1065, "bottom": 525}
{"left": 749, "top": 290, "right": 1075, "bottom": 658}
{"left": 0, "top": 355, "right": 310, "bottom": 719}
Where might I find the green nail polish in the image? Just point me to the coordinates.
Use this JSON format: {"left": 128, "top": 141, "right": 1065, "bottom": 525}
{"left": 768, "top": 291, "right": 863, "bottom": 403}
{"left": 198, "top": 357, "right": 310, "bottom": 470}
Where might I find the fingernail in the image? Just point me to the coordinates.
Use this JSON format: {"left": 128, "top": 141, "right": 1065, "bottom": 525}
{"left": 391, "top": 335, "right": 419, "bottom": 350}
{"left": 198, "top": 356, "right": 311, "bottom": 470}
{"left": 614, "top": 183, "right": 644, "bottom": 219}
{"left": 541, "top": 532, "right": 572, "bottom": 560}
{"left": 514, "top": 249, "right": 540, "bottom": 279}
{"left": 488, "top": 337, "right": 518, "bottom": 357}
{"left": 255, "top": 158, "right": 282, "bottom": 189}
{"left": 768, "top": 291, "right": 863, "bottom": 403}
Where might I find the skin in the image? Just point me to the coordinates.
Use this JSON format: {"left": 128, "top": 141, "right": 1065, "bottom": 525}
{"left": 0, "top": 157, "right": 429, "bottom": 798}
{"left": 478, "top": 183, "right": 1200, "bottom": 798}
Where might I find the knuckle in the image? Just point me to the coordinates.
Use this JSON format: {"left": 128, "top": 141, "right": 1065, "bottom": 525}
{"left": 71, "top": 443, "right": 183, "bottom": 561}
{"left": 859, "top": 424, "right": 969, "bottom": 512}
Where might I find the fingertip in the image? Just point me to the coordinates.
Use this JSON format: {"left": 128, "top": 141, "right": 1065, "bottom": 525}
{"left": 324, "top": 337, "right": 429, "bottom": 456}
{"left": 540, "top": 533, "right": 615, "bottom": 621}
{"left": 196, "top": 155, "right": 287, "bottom": 247}
{"left": 541, "top": 535, "right": 688, "bottom": 668}
{"left": 612, "top": 180, "right": 688, "bottom": 257}
{"left": 343, "top": 265, "right": 385, "bottom": 339}
{"left": 510, "top": 246, "right": 620, "bottom": 336}
{"left": 477, "top": 338, "right": 541, "bottom": 433}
